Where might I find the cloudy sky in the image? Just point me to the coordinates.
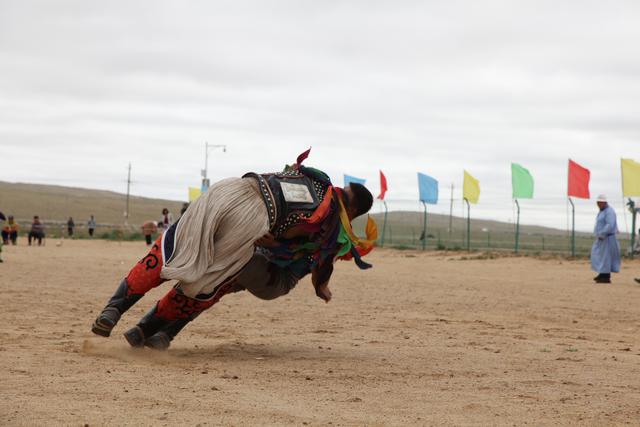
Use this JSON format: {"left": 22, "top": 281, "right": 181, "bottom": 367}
{"left": 1, "top": 1, "right": 639, "bottom": 231}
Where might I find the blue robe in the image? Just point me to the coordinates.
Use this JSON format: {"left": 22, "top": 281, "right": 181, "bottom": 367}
{"left": 591, "top": 205, "right": 621, "bottom": 274}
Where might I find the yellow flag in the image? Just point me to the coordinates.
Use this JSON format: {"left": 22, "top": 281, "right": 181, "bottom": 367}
{"left": 463, "top": 170, "right": 480, "bottom": 204}
{"left": 622, "top": 158, "right": 640, "bottom": 197}
{"left": 188, "top": 187, "right": 202, "bottom": 202}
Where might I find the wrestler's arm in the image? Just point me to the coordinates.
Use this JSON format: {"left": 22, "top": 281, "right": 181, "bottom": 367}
{"left": 255, "top": 225, "right": 310, "bottom": 247}
{"left": 312, "top": 261, "right": 334, "bottom": 303}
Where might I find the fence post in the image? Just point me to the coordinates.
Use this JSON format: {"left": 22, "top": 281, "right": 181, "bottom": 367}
{"left": 380, "top": 200, "right": 388, "bottom": 247}
{"left": 464, "top": 198, "right": 471, "bottom": 251}
{"left": 421, "top": 201, "right": 427, "bottom": 251}
{"left": 514, "top": 199, "right": 520, "bottom": 253}
{"left": 569, "top": 197, "right": 576, "bottom": 257}
{"left": 628, "top": 200, "right": 637, "bottom": 259}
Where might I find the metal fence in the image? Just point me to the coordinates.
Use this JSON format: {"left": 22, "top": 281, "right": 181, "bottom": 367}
{"left": 7, "top": 216, "right": 638, "bottom": 258}
{"left": 374, "top": 226, "right": 630, "bottom": 256}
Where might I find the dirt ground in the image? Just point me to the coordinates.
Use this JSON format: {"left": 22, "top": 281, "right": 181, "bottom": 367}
{"left": 1, "top": 240, "right": 640, "bottom": 426}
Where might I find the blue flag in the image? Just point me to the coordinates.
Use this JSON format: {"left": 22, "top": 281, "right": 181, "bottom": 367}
{"left": 344, "top": 174, "right": 366, "bottom": 187}
{"left": 418, "top": 172, "right": 438, "bottom": 204}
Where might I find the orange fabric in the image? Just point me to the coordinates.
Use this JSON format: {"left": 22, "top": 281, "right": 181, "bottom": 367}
{"left": 126, "top": 236, "right": 165, "bottom": 295}
{"left": 303, "top": 187, "right": 333, "bottom": 225}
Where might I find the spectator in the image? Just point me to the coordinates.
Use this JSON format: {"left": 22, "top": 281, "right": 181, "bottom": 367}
{"left": 180, "top": 202, "right": 189, "bottom": 217}
{"left": 2, "top": 214, "right": 18, "bottom": 245}
{"left": 161, "top": 208, "right": 174, "bottom": 229}
{"left": 591, "top": 195, "right": 620, "bottom": 284}
{"left": 87, "top": 215, "right": 96, "bottom": 237}
{"left": 67, "top": 217, "right": 75, "bottom": 237}
{"left": 141, "top": 221, "right": 158, "bottom": 246}
{"left": 28, "top": 216, "right": 45, "bottom": 246}
{"left": 0, "top": 211, "right": 4, "bottom": 262}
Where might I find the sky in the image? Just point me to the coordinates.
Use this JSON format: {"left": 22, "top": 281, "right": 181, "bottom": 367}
{"left": 1, "top": 1, "right": 639, "bottom": 232}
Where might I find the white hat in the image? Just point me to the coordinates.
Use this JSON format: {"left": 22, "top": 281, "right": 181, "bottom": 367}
{"left": 596, "top": 194, "right": 607, "bottom": 202}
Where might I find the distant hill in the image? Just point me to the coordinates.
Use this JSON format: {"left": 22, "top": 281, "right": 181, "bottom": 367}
{"left": 0, "top": 181, "right": 183, "bottom": 226}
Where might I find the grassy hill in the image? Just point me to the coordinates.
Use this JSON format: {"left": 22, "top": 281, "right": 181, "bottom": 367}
{"left": 0, "top": 181, "right": 184, "bottom": 227}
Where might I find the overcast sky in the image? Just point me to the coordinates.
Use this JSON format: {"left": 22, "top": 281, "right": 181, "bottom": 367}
{"left": 1, "top": 1, "right": 639, "bottom": 231}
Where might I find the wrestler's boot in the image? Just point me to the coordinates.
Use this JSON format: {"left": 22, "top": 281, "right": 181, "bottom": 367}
{"left": 91, "top": 279, "right": 143, "bottom": 337}
{"left": 125, "top": 280, "right": 238, "bottom": 349}
{"left": 92, "top": 238, "right": 165, "bottom": 337}
{"left": 123, "top": 288, "right": 210, "bottom": 348}
{"left": 144, "top": 282, "right": 245, "bottom": 350}
{"left": 144, "top": 314, "right": 200, "bottom": 351}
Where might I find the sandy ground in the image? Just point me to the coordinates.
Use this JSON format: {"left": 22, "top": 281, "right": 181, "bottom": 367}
{"left": 1, "top": 240, "right": 640, "bottom": 426}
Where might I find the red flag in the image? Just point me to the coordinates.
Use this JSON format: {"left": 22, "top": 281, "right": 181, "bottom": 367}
{"left": 378, "top": 170, "right": 388, "bottom": 200}
{"left": 568, "top": 159, "right": 590, "bottom": 199}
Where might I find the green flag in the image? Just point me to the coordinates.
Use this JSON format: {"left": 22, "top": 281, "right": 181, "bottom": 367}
{"left": 511, "top": 163, "right": 534, "bottom": 199}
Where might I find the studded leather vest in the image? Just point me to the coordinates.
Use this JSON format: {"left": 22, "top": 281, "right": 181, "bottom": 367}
{"left": 244, "top": 169, "right": 331, "bottom": 237}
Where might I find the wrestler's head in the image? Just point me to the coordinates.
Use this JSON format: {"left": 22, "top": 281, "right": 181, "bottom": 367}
{"left": 344, "top": 183, "right": 373, "bottom": 220}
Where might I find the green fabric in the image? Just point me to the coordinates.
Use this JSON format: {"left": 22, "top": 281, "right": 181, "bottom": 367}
{"left": 511, "top": 163, "right": 534, "bottom": 199}
{"left": 336, "top": 225, "right": 352, "bottom": 257}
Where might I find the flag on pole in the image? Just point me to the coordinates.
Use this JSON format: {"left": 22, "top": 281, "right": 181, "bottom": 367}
{"left": 418, "top": 173, "right": 438, "bottom": 204}
{"left": 568, "top": 159, "right": 590, "bottom": 199}
{"left": 378, "top": 170, "right": 388, "bottom": 200}
{"left": 463, "top": 170, "right": 480, "bottom": 204}
{"left": 188, "top": 187, "right": 202, "bottom": 202}
{"left": 621, "top": 158, "right": 640, "bottom": 197}
{"left": 511, "top": 163, "right": 534, "bottom": 199}
{"left": 344, "top": 174, "right": 366, "bottom": 187}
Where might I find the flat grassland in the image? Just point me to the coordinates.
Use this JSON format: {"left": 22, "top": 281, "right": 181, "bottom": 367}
{"left": 1, "top": 240, "right": 640, "bottom": 425}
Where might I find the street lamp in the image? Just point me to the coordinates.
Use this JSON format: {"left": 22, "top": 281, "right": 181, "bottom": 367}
{"left": 202, "top": 142, "right": 227, "bottom": 190}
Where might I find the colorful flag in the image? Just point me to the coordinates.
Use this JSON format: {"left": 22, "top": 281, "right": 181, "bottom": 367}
{"left": 511, "top": 163, "right": 534, "bottom": 199}
{"left": 621, "top": 158, "right": 640, "bottom": 197}
{"left": 344, "top": 174, "right": 366, "bottom": 187}
{"left": 418, "top": 173, "right": 438, "bottom": 204}
{"left": 463, "top": 170, "right": 480, "bottom": 204}
{"left": 378, "top": 170, "right": 388, "bottom": 200}
{"left": 568, "top": 159, "right": 590, "bottom": 199}
{"left": 188, "top": 187, "right": 201, "bottom": 202}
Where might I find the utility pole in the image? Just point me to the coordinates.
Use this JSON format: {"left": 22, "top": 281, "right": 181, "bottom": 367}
{"left": 124, "top": 162, "right": 131, "bottom": 226}
{"left": 202, "top": 142, "right": 227, "bottom": 191}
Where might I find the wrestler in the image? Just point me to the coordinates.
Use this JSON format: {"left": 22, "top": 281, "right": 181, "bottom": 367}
{"left": 91, "top": 150, "right": 376, "bottom": 348}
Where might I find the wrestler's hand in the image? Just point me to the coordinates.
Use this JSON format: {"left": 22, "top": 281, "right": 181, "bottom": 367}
{"left": 315, "top": 282, "right": 332, "bottom": 303}
{"left": 255, "top": 233, "right": 278, "bottom": 247}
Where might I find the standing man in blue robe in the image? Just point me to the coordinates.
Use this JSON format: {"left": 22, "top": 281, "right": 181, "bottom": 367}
{"left": 591, "top": 195, "right": 621, "bottom": 284}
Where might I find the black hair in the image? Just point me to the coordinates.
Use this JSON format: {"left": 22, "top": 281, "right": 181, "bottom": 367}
{"left": 348, "top": 183, "right": 373, "bottom": 218}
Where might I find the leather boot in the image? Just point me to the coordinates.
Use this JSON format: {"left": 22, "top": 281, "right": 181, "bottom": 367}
{"left": 123, "top": 304, "right": 171, "bottom": 348}
{"left": 145, "top": 313, "right": 202, "bottom": 351}
{"left": 92, "top": 279, "right": 142, "bottom": 337}
{"left": 125, "top": 286, "right": 217, "bottom": 349}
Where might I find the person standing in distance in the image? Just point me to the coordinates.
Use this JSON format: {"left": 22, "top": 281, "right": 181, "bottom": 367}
{"left": 591, "top": 195, "right": 621, "bottom": 284}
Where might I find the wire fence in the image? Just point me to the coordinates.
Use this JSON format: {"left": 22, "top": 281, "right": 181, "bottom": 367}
{"left": 375, "top": 226, "right": 628, "bottom": 257}
{"left": 6, "top": 215, "right": 639, "bottom": 258}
